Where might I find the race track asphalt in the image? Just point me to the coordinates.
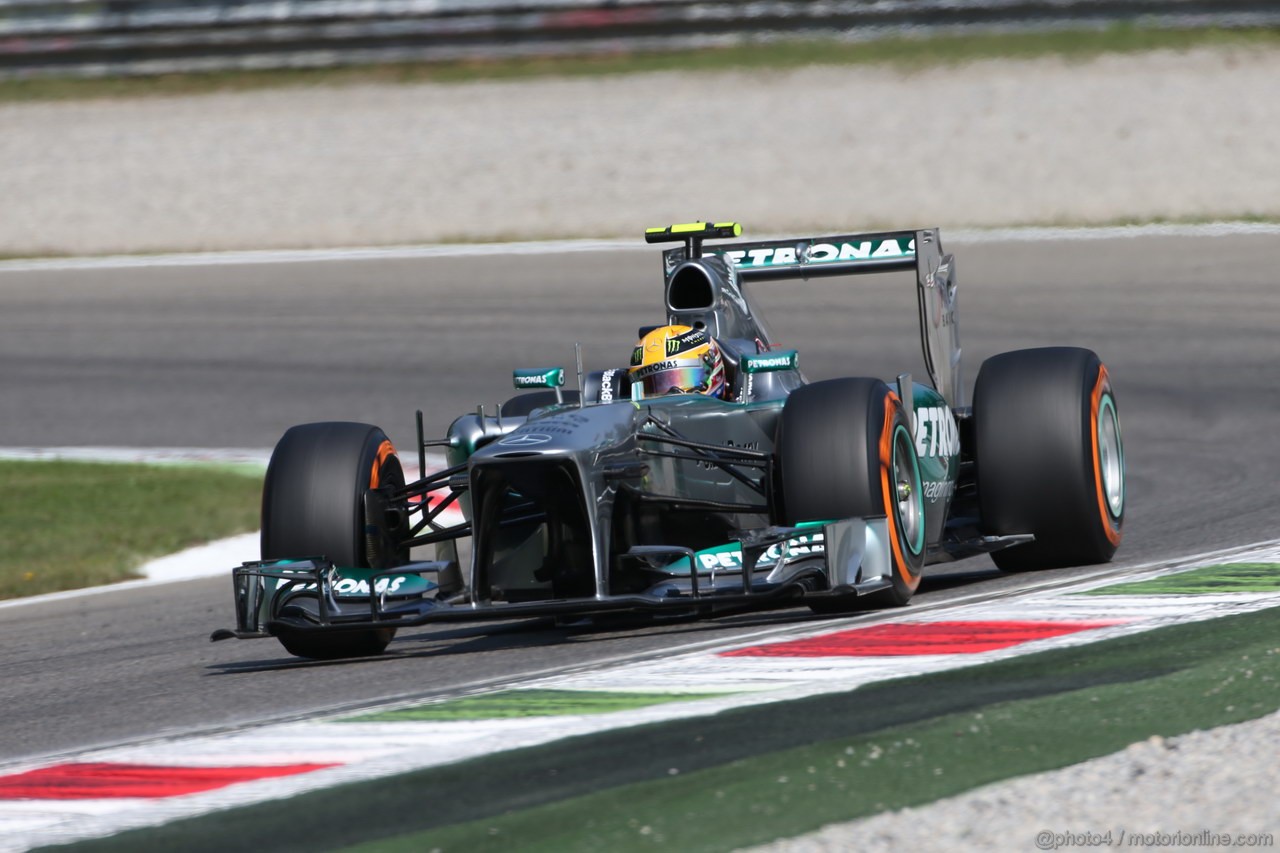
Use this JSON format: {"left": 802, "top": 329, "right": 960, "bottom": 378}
{"left": 0, "top": 231, "right": 1276, "bottom": 762}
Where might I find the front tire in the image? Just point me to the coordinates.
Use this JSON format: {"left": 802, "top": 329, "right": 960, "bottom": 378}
{"left": 261, "top": 422, "right": 404, "bottom": 659}
{"left": 776, "top": 378, "right": 926, "bottom": 608}
{"left": 974, "top": 347, "right": 1124, "bottom": 571}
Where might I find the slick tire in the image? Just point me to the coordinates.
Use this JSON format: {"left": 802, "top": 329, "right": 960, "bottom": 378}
{"left": 974, "top": 347, "right": 1125, "bottom": 571}
{"left": 776, "top": 378, "right": 926, "bottom": 609}
{"left": 261, "top": 422, "right": 404, "bottom": 659}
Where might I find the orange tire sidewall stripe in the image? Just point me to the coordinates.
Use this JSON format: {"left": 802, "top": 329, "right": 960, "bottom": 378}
{"left": 1089, "top": 365, "right": 1122, "bottom": 546}
{"left": 370, "top": 439, "right": 397, "bottom": 489}
{"left": 879, "top": 390, "right": 919, "bottom": 590}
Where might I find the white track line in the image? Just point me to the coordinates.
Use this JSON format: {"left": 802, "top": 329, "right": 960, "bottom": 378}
{"left": 2, "top": 222, "right": 1277, "bottom": 273}
{"left": 0, "top": 447, "right": 272, "bottom": 467}
{"left": 0, "top": 238, "right": 643, "bottom": 273}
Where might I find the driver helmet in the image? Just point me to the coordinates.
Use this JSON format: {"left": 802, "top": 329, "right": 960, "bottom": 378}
{"left": 629, "top": 324, "right": 725, "bottom": 399}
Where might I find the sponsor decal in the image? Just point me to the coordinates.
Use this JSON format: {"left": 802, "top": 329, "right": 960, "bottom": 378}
{"left": 691, "top": 533, "right": 824, "bottom": 571}
{"left": 914, "top": 405, "right": 959, "bottom": 457}
{"left": 631, "top": 358, "right": 698, "bottom": 380}
{"left": 742, "top": 349, "right": 798, "bottom": 373}
{"left": 289, "top": 576, "right": 424, "bottom": 597}
{"left": 631, "top": 346, "right": 643, "bottom": 366}
{"left": 599, "top": 369, "right": 616, "bottom": 404}
{"left": 512, "top": 367, "right": 565, "bottom": 389}
{"left": 761, "top": 533, "right": 823, "bottom": 563}
{"left": 676, "top": 329, "right": 707, "bottom": 348}
{"left": 922, "top": 480, "right": 955, "bottom": 502}
{"left": 720, "top": 237, "right": 915, "bottom": 269}
{"left": 697, "top": 546, "right": 744, "bottom": 570}
{"left": 334, "top": 577, "right": 407, "bottom": 596}
{"left": 499, "top": 432, "right": 553, "bottom": 447}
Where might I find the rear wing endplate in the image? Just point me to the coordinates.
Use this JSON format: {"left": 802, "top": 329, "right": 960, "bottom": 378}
{"left": 659, "top": 227, "right": 963, "bottom": 407}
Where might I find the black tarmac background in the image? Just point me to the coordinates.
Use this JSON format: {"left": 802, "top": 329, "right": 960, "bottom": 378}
{"left": 0, "top": 232, "right": 1276, "bottom": 762}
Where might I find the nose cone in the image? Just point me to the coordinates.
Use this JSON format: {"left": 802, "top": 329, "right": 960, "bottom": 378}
{"left": 470, "top": 402, "right": 640, "bottom": 463}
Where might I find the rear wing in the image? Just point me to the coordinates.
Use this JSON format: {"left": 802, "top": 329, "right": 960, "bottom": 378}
{"left": 653, "top": 224, "right": 963, "bottom": 407}
{"left": 661, "top": 229, "right": 918, "bottom": 282}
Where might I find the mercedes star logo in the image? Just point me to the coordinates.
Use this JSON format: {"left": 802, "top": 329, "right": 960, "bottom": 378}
{"left": 499, "top": 433, "right": 553, "bottom": 447}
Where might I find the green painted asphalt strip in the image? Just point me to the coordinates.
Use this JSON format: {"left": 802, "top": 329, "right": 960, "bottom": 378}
{"left": 50, "top": 605, "right": 1280, "bottom": 853}
{"left": 1081, "top": 562, "right": 1280, "bottom": 596}
{"left": 342, "top": 689, "right": 731, "bottom": 722}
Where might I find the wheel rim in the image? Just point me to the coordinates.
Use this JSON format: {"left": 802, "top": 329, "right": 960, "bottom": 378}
{"left": 892, "top": 424, "right": 925, "bottom": 556}
{"left": 1096, "top": 393, "right": 1124, "bottom": 518}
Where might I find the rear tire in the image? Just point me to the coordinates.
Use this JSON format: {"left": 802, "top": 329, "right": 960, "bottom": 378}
{"left": 262, "top": 422, "right": 404, "bottom": 659}
{"left": 776, "top": 378, "right": 925, "bottom": 609}
{"left": 974, "top": 347, "right": 1124, "bottom": 571}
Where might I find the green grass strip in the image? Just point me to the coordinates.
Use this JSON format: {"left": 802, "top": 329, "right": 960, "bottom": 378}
{"left": 0, "top": 460, "right": 261, "bottom": 599}
{"left": 1081, "top": 562, "right": 1280, "bottom": 595}
{"left": 343, "top": 689, "right": 731, "bottom": 722}
{"left": 4, "top": 25, "right": 1279, "bottom": 103}
{"left": 55, "top": 605, "right": 1280, "bottom": 853}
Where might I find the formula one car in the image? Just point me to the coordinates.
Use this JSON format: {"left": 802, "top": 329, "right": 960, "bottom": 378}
{"left": 212, "top": 222, "right": 1125, "bottom": 660}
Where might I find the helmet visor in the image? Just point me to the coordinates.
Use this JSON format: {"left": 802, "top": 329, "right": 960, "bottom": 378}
{"left": 643, "top": 363, "right": 709, "bottom": 397}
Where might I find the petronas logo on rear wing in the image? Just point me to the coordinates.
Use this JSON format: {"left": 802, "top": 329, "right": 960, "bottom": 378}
{"left": 661, "top": 230, "right": 919, "bottom": 279}
{"left": 719, "top": 234, "right": 916, "bottom": 271}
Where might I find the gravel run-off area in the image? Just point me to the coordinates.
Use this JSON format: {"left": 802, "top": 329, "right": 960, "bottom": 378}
{"left": 3, "top": 46, "right": 1280, "bottom": 256}
{"left": 749, "top": 711, "right": 1280, "bottom": 852}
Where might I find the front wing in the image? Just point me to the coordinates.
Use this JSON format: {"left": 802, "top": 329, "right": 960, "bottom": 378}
{"left": 211, "top": 517, "right": 895, "bottom": 642}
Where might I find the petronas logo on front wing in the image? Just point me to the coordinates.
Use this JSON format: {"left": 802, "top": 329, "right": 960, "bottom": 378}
{"left": 690, "top": 534, "right": 825, "bottom": 571}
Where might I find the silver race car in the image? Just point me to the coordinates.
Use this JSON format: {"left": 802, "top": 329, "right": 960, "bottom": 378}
{"left": 212, "top": 222, "right": 1125, "bottom": 659}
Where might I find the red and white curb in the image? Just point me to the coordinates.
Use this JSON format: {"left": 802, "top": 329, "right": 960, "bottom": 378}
{"left": 1, "top": 541, "right": 1278, "bottom": 851}
{"left": 537, "top": 555, "right": 1280, "bottom": 694}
